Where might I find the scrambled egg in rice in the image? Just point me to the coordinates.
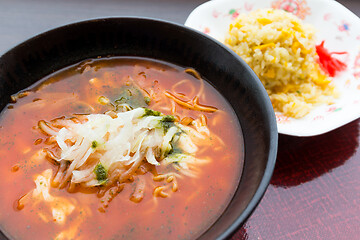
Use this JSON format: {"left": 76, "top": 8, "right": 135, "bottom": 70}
{"left": 225, "top": 9, "right": 337, "bottom": 118}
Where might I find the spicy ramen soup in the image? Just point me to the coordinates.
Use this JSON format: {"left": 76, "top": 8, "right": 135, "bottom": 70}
{"left": 0, "top": 57, "right": 243, "bottom": 239}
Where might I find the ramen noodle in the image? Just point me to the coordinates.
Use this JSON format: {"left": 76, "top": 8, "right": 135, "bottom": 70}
{"left": 0, "top": 57, "right": 243, "bottom": 239}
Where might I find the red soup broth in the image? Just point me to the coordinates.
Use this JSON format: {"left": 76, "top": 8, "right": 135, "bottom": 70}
{"left": 0, "top": 57, "right": 243, "bottom": 240}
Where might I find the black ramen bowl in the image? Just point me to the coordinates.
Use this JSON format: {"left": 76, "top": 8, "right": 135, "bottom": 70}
{"left": 0, "top": 17, "right": 277, "bottom": 239}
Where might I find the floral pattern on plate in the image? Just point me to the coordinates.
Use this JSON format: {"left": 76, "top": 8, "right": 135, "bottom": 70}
{"left": 185, "top": 0, "right": 360, "bottom": 136}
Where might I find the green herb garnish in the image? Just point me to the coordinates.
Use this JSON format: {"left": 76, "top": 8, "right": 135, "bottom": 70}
{"left": 114, "top": 84, "right": 149, "bottom": 110}
{"left": 91, "top": 140, "right": 98, "bottom": 149}
{"left": 143, "top": 108, "right": 161, "bottom": 117}
{"left": 167, "top": 142, "right": 183, "bottom": 156}
{"left": 162, "top": 115, "right": 175, "bottom": 122}
{"left": 115, "top": 85, "right": 149, "bottom": 109}
{"left": 94, "top": 163, "right": 108, "bottom": 185}
{"left": 160, "top": 115, "right": 175, "bottom": 133}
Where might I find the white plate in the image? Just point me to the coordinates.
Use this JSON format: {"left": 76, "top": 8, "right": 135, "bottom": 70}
{"left": 185, "top": 0, "right": 360, "bottom": 136}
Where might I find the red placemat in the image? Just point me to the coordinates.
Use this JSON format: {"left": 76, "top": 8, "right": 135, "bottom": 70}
{"left": 232, "top": 119, "right": 360, "bottom": 239}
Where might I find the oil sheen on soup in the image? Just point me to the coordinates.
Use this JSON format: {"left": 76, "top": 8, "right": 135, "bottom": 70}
{"left": 0, "top": 57, "right": 243, "bottom": 240}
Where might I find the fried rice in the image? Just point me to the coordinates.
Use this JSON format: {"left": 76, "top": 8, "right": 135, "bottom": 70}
{"left": 225, "top": 9, "right": 337, "bottom": 118}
